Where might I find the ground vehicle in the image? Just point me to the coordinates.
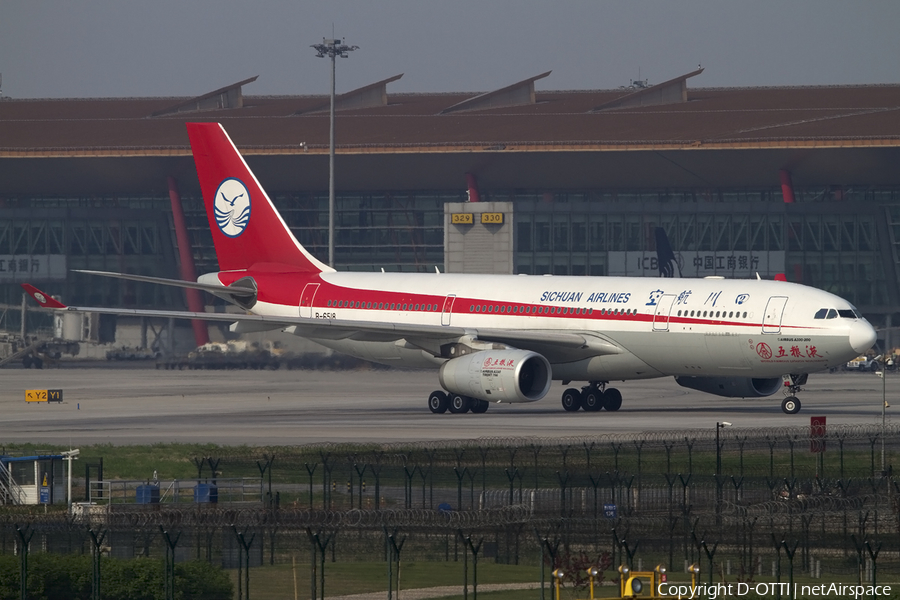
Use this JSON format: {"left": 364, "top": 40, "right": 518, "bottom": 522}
{"left": 846, "top": 354, "right": 880, "bottom": 371}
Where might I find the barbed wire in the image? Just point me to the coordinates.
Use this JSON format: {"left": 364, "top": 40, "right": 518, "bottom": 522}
{"left": 196, "top": 424, "right": 900, "bottom": 462}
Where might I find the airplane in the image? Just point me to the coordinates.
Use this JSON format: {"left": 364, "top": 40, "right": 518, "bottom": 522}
{"left": 22, "top": 123, "right": 877, "bottom": 415}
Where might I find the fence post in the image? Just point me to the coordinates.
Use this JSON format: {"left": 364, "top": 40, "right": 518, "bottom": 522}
{"left": 15, "top": 524, "right": 33, "bottom": 600}
{"left": 159, "top": 527, "right": 181, "bottom": 600}
{"left": 87, "top": 526, "right": 106, "bottom": 600}
{"left": 304, "top": 462, "right": 318, "bottom": 508}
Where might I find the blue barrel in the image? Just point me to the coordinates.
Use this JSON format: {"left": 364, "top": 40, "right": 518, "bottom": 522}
{"left": 194, "top": 483, "right": 218, "bottom": 503}
{"left": 135, "top": 484, "right": 160, "bottom": 504}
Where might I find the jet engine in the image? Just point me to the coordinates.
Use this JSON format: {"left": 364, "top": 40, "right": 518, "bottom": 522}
{"left": 675, "top": 376, "right": 782, "bottom": 398}
{"left": 439, "top": 349, "right": 552, "bottom": 403}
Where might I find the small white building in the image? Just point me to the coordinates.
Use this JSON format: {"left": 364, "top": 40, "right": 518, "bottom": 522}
{"left": 1, "top": 454, "right": 70, "bottom": 505}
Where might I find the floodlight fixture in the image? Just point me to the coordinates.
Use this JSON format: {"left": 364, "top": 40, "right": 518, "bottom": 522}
{"left": 311, "top": 37, "right": 359, "bottom": 267}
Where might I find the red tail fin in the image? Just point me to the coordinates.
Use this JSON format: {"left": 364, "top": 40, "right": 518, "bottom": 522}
{"left": 22, "top": 284, "right": 67, "bottom": 309}
{"left": 186, "top": 123, "right": 332, "bottom": 273}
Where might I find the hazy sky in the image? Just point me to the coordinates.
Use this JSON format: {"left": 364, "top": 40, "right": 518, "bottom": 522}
{"left": 2, "top": 1, "right": 899, "bottom": 99}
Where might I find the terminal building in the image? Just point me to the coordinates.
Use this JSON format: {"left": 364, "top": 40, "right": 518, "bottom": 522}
{"left": 1, "top": 69, "right": 899, "bottom": 351}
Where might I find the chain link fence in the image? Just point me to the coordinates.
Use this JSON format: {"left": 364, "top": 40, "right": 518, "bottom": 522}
{"left": 3, "top": 424, "right": 899, "bottom": 593}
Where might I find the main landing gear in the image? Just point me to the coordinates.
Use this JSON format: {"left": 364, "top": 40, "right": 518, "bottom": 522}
{"left": 561, "top": 382, "right": 622, "bottom": 413}
{"left": 780, "top": 374, "right": 808, "bottom": 415}
{"left": 428, "top": 390, "right": 489, "bottom": 414}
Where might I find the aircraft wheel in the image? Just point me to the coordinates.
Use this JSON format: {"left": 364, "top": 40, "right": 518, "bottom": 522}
{"left": 448, "top": 394, "right": 471, "bottom": 414}
{"left": 604, "top": 388, "right": 622, "bottom": 411}
{"left": 561, "top": 388, "right": 583, "bottom": 412}
{"left": 781, "top": 396, "right": 801, "bottom": 414}
{"left": 582, "top": 389, "right": 603, "bottom": 412}
{"left": 470, "top": 399, "right": 490, "bottom": 414}
{"left": 428, "top": 390, "right": 449, "bottom": 414}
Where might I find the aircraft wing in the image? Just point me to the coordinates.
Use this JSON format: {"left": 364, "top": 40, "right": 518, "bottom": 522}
{"left": 22, "top": 284, "right": 621, "bottom": 361}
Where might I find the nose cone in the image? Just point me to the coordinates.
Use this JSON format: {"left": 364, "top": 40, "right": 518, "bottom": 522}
{"left": 849, "top": 320, "right": 877, "bottom": 354}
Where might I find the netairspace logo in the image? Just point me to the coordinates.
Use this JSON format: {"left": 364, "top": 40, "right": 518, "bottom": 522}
{"left": 214, "top": 178, "right": 251, "bottom": 238}
{"left": 657, "top": 582, "right": 893, "bottom": 599}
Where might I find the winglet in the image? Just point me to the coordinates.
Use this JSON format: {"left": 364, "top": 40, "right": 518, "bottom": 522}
{"left": 21, "top": 284, "right": 67, "bottom": 309}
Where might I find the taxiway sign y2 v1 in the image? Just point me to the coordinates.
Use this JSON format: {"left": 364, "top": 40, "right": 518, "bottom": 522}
{"left": 23, "top": 123, "right": 877, "bottom": 415}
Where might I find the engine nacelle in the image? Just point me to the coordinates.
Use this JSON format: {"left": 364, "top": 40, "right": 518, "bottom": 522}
{"left": 439, "top": 349, "right": 552, "bottom": 403}
{"left": 675, "top": 376, "right": 782, "bottom": 398}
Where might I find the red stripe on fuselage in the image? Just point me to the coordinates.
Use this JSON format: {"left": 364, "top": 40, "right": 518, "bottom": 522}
{"left": 215, "top": 270, "right": 814, "bottom": 333}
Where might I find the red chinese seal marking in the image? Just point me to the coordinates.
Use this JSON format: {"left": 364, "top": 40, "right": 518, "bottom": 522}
{"left": 756, "top": 342, "right": 773, "bottom": 360}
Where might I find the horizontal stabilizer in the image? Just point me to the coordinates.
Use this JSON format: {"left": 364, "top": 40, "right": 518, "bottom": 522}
{"left": 74, "top": 270, "right": 257, "bottom": 308}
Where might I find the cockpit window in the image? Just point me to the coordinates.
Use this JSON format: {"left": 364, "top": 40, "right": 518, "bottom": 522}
{"left": 826, "top": 309, "right": 838, "bottom": 319}
{"left": 814, "top": 309, "right": 827, "bottom": 319}
{"left": 838, "top": 309, "right": 856, "bottom": 319}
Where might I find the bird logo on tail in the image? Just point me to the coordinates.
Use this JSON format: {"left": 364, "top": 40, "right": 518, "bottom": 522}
{"left": 213, "top": 178, "right": 251, "bottom": 237}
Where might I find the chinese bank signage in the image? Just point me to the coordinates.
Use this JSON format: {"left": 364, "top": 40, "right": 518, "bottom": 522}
{"left": 0, "top": 255, "right": 67, "bottom": 282}
{"left": 608, "top": 251, "right": 785, "bottom": 279}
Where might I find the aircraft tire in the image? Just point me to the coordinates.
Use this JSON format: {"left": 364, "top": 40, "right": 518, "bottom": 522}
{"left": 428, "top": 390, "right": 449, "bottom": 414}
{"left": 448, "top": 394, "right": 471, "bottom": 414}
{"left": 781, "top": 396, "right": 801, "bottom": 414}
{"left": 604, "top": 388, "right": 623, "bottom": 411}
{"left": 561, "top": 388, "right": 583, "bottom": 412}
{"left": 470, "top": 399, "right": 490, "bottom": 413}
{"left": 582, "top": 389, "right": 603, "bottom": 412}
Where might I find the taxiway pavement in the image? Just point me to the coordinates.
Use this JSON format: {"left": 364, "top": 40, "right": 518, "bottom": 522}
{"left": 0, "top": 365, "right": 891, "bottom": 445}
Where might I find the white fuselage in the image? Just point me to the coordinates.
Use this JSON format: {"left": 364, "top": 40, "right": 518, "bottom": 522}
{"left": 233, "top": 270, "right": 874, "bottom": 383}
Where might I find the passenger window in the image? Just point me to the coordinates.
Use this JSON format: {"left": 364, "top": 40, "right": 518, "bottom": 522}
{"left": 814, "top": 309, "right": 827, "bottom": 319}
{"left": 826, "top": 309, "right": 838, "bottom": 319}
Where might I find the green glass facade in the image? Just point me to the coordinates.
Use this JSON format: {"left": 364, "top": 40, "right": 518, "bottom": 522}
{"left": 513, "top": 187, "right": 900, "bottom": 312}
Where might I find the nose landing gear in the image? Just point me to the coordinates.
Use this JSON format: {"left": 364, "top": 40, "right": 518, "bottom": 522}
{"left": 780, "top": 374, "right": 808, "bottom": 414}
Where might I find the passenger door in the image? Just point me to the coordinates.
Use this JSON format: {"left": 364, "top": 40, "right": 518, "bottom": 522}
{"left": 299, "top": 283, "right": 320, "bottom": 318}
{"left": 652, "top": 294, "right": 677, "bottom": 331}
{"left": 441, "top": 294, "right": 456, "bottom": 326}
{"left": 762, "top": 296, "right": 788, "bottom": 334}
